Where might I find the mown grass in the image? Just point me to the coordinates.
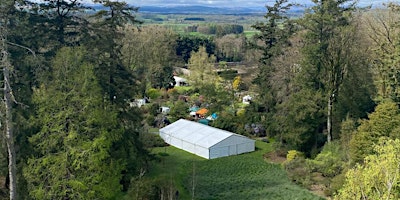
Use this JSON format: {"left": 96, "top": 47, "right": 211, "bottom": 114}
{"left": 148, "top": 140, "right": 325, "bottom": 200}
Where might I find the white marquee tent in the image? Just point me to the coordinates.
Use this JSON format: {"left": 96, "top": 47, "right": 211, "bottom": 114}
{"left": 159, "top": 119, "right": 255, "bottom": 159}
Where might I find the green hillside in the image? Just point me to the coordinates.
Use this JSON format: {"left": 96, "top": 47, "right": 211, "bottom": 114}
{"left": 147, "top": 141, "right": 325, "bottom": 200}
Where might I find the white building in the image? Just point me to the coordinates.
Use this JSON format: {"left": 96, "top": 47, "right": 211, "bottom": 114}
{"left": 242, "top": 95, "right": 252, "bottom": 104}
{"left": 173, "top": 76, "right": 188, "bottom": 86}
{"left": 159, "top": 119, "right": 255, "bottom": 159}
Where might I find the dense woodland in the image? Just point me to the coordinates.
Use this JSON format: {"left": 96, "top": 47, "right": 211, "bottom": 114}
{"left": 1, "top": 0, "right": 400, "bottom": 199}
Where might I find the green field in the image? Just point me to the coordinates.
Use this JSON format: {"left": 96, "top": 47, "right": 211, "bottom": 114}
{"left": 148, "top": 140, "right": 325, "bottom": 200}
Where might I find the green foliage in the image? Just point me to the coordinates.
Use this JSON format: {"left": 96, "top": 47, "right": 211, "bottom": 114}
{"left": 282, "top": 156, "right": 313, "bottom": 188}
{"left": 310, "top": 142, "right": 345, "bottom": 178}
{"left": 366, "top": 7, "right": 400, "bottom": 103}
{"left": 350, "top": 100, "right": 400, "bottom": 163}
{"left": 150, "top": 65, "right": 175, "bottom": 89}
{"left": 146, "top": 88, "right": 162, "bottom": 100}
{"left": 125, "top": 175, "right": 178, "bottom": 200}
{"left": 188, "top": 46, "right": 217, "bottom": 88}
{"left": 169, "top": 101, "right": 189, "bottom": 122}
{"left": 145, "top": 141, "right": 323, "bottom": 200}
{"left": 24, "top": 47, "right": 124, "bottom": 199}
{"left": 121, "top": 25, "right": 178, "bottom": 93}
{"left": 286, "top": 150, "right": 304, "bottom": 162}
{"left": 212, "top": 111, "right": 241, "bottom": 134}
{"left": 335, "top": 138, "right": 400, "bottom": 200}
{"left": 276, "top": 89, "right": 326, "bottom": 155}
{"left": 215, "top": 34, "right": 246, "bottom": 62}
{"left": 215, "top": 24, "right": 244, "bottom": 37}
{"left": 232, "top": 76, "right": 242, "bottom": 91}
{"left": 252, "top": 0, "right": 294, "bottom": 65}
{"left": 0, "top": 141, "right": 6, "bottom": 176}
{"left": 139, "top": 133, "right": 166, "bottom": 149}
{"left": 176, "top": 34, "right": 215, "bottom": 63}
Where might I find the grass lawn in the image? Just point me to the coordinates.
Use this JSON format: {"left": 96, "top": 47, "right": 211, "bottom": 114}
{"left": 148, "top": 140, "right": 325, "bottom": 200}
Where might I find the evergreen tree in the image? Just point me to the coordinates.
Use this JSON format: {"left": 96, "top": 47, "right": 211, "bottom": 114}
{"left": 250, "top": 0, "right": 295, "bottom": 138}
{"left": 299, "top": 0, "right": 356, "bottom": 142}
{"left": 24, "top": 47, "right": 125, "bottom": 199}
{"left": 88, "top": 1, "right": 149, "bottom": 191}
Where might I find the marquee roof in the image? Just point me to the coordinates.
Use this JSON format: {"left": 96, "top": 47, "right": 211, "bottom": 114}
{"left": 160, "top": 119, "right": 249, "bottom": 149}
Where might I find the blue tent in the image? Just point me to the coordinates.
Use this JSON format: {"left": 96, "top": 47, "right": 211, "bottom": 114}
{"left": 189, "top": 106, "right": 200, "bottom": 112}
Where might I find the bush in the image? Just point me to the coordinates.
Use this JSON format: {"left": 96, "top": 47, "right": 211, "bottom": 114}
{"left": 146, "top": 88, "right": 162, "bottom": 100}
{"left": 327, "top": 172, "right": 347, "bottom": 196}
{"left": 286, "top": 150, "right": 304, "bottom": 162}
{"left": 282, "top": 156, "right": 312, "bottom": 187}
{"left": 167, "top": 88, "right": 179, "bottom": 101}
{"left": 140, "top": 133, "right": 167, "bottom": 149}
{"left": 309, "top": 142, "right": 345, "bottom": 178}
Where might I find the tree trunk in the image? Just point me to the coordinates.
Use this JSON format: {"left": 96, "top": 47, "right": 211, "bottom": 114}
{"left": 1, "top": 22, "right": 17, "bottom": 200}
{"left": 327, "top": 94, "right": 333, "bottom": 143}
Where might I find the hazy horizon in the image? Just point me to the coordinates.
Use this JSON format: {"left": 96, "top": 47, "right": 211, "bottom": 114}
{"left": 130, "top": 0, "right": 392, "bottom": 8}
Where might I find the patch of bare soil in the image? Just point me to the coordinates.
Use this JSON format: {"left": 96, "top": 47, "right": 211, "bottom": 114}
{"left": 310, "top": 173, "right": 330, "bottom": 199}
{"left": 263, "top": 151, "right": 286, "bottom": 164}
{"left": 310, "top": 184, "right": 329, "bottom": 199}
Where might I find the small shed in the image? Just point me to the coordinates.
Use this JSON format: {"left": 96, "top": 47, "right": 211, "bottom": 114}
{"left": 159, "top": 119, "right": 255, "bottom": 159}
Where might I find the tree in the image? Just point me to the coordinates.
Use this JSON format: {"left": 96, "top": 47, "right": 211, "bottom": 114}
{"left": 215, "top": 34, "right": 246, "bottom": 62}
{"left": 362, "top": 5, "right": 400, "bottom": 103}
{"left": 250, "top": 0, "right": 295, "bottom": 139}
{"left": 349, "top": 100, "right": 400, "bottom": 163}
{"left": 88, "top": 0, "right": 141, "bottom": 105}
{"left": 87, "top": 2, "right": 150, "bottom": 191}
{"left": 120, "top": 25, "right": 178, "bottom": 94}
{"left": 24, "top": 47, "right": 124, "bottom": 199}
{"left": 188, "top": 46, "right": 217, "bottom": 88}
{"left": 299, "top": 0, "right": 356, "bottom": 142}
{"left": 30, "top": 0, "right": 90, "bottom": 48}
{"left": 277, "top": 89, "right": 326, "bottom": 154}
{"left": 176, "top": 34, "right": 215, "bottom": 63}
{"left": 1, "top": 1, "right": 23, "bottom": 198}
{"left": 335, "top": 138, "right": 400, "bottom": 200}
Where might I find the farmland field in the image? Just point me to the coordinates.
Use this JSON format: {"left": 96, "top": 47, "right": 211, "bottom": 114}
{"left": 148, "top": 140, "right": 325, "bottom": 200}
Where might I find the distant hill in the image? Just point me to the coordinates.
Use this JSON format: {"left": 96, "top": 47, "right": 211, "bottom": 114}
{"left": 137, "top": 5, "right": 307, "bottom": 15}
{"left": 138, "top": 5, "right": 265, "bottom": 14}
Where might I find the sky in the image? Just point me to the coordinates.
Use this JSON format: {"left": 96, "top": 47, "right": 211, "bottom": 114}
{"left": 128, "top": 0, "right": 393, "bottom": 8}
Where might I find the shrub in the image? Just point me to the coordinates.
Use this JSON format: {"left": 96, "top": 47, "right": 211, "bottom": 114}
{"left": 146, "top": 88, "right": 162, "bottom": 100}
{"left": 140, "top": 133, "right": 167, "bottom": 149}
{"left": 286, "top": 150, "right": 304, "bottom": 162}
{"left": 309, "top": 141, "right": 345, "bottom": 178}
{"left": 283, "top": 156, "right": 312, "bottom": 187}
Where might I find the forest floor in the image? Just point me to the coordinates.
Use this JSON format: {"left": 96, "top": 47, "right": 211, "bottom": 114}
{"left": 0, "top": 176, "right": 6, "bottom": 199}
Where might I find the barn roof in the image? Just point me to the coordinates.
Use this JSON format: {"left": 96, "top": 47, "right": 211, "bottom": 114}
{"left": 160, "top": 119, "right": 251, "bottom": 149}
